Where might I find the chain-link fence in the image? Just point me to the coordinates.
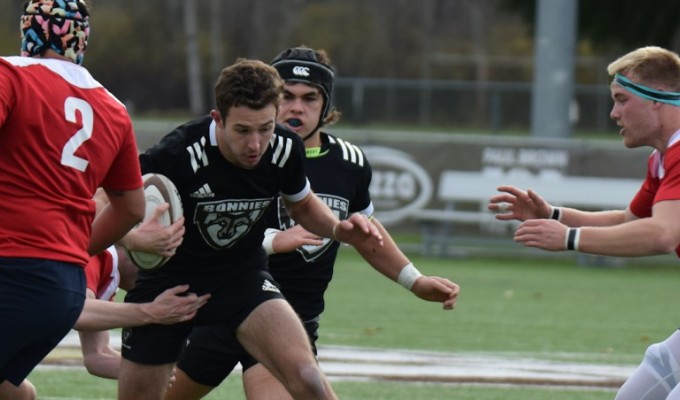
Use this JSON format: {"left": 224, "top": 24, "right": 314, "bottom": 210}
{"left": 334, "top": 78, "right": 614, "bottom": 135}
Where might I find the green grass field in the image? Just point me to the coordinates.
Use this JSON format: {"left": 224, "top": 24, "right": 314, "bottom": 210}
{"left": 30, "top": 368, "right": 616, "bottom": 400}
{"left": 324, "top": 250, "right": 679, "bottom": 363}
{"left": 29, "top": 249, "right": 679, "bottom": 399}
{"left": 29, "top": 368, "right": 617, "bottom": 400}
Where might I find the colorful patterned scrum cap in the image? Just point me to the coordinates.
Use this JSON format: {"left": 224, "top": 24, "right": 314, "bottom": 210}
{"left": 20, "top": 0, "right": 90, "bottom": 65}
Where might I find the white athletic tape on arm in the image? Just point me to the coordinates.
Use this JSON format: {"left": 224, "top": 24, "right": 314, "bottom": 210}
{"left": 262, "top": 228, "right": 281, "bottom": 256}
{"left": 397, "top": 262, "right": 423, "bottom": 291}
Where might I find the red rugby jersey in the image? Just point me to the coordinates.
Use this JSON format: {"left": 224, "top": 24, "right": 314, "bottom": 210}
{"left": 629, "top": 133, "right": 680, "bottom": 256}
{"left": 0, "top": 57, "right": 142, "bottom": 266}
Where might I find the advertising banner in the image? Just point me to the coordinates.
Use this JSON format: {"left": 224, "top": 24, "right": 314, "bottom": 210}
{"left": 333, "top": 130, "right": 649, "bottom": 231}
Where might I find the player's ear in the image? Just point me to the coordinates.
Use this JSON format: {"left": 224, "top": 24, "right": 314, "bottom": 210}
{"left": 210, "top": 109, "right": 225, "bottom": 127}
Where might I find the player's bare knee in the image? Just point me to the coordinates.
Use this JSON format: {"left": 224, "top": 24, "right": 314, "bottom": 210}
{"left": 279, "top": 363, "right": 329, "bottom": 398}
{"left": 22, "top": 381, "right": 36, "bottom": 400}
{"left": 0, "top": 380, "right": 37, "bottom": 400}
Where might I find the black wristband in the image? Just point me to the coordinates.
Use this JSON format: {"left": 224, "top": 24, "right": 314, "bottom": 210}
{"left": 567, "top": 228, "right": 578, "bottom": 251}
{"left": 550, "top": 206, "right": 562, "bottom": 221}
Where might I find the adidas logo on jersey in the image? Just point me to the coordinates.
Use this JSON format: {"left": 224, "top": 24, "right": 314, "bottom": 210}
{"left": 261, "top": 279, "right": 281, "bottom": 293}
{"left": 189, "top": 183, "right": 214, "bottom": 198}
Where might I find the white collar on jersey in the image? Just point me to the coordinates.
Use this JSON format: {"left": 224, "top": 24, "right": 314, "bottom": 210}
{"left": 209, "top": 120, "right": 218, "bottom": 146}
{"left": 3, "top": 56, "right": 101, "bottom": 90}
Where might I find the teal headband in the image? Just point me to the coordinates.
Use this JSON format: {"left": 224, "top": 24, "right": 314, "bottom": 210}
{"left": 614, "top": 74, "right": 680, "bottom": 107}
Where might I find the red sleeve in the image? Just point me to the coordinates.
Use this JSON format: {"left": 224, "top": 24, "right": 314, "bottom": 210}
{"left": 84, "top": 248, "right": 117, "bottom": 301}
{"left": 629, "top": 145, "right": 680, "bottom": 258}
{"left": 629, "top": 169, "right": 656, "bottom": 219}
{"left": 628, "top": 146, "right": 680, "bottom": 218}
{"left": 84, "top": 251, "right": 107, "bottom": 294}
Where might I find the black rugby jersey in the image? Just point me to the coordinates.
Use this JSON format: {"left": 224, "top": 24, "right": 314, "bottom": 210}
{"left": 139, "top": 116, "right": 308, "bottom": 276}
{"left": 265, "top": 132, "right": 373, "bottom": 320}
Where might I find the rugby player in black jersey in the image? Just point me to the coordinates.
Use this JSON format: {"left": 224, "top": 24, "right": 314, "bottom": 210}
{"left": 116, "top": 58, "right": 385, "bottom": 400}
{"left": 163, "top": 48, "right": 460, "bottom": 400}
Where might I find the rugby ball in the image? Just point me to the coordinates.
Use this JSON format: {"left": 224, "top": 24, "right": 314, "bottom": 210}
{"left": 126, "top": 173, "right": 183, "bottom": 270}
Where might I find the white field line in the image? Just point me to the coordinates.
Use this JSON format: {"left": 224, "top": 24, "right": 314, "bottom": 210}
{"left": 45, "top": 331, "right": 635, "bottom": 390}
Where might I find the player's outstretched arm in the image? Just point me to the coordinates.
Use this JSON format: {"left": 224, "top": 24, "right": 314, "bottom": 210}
{"left": 353, "top": 217, "right": 459, "bottom": 310}
{"left": 263, "top": 225, "right": 324, "bottom": 255}
{"left": 74, "top": 285, "right": 210, "bottom": 331}
{"left": 489, "top": 185, "right": 630, "bottom": 228}
{"left": 514, "top": 200, "right": 680, "bottom": 256}
{"left": 332, "top": 213, "right": 383, "bottom": 246}
{"left": 285, "top": 192, "right": 383, "bottom": 247}
{"left": 78, "top": 289, "right": 122, "bottom": 379}
{"left": 488, "top": 185, "right": 552, "bottom": 222}
{"left": 411, "top": 276, "right": 459, "bottom": 310}
{"left": 78, "top": 328, "right": 120, "bottom": 379}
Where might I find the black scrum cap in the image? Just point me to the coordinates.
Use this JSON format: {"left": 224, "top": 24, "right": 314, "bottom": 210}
{"left": 272, "top": 47, "right": 335, "bottom": 123}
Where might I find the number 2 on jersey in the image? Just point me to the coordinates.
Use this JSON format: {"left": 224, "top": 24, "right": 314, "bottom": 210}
{"left": 61, "top": 97, "right": 94, "bottom": 172}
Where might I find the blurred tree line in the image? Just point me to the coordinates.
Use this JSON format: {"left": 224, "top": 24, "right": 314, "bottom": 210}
{"left": 1, "top": 0, "right": 679, "bottom": 116}
{"left": 502, "top": 0, "right": 680, "bottom": 50}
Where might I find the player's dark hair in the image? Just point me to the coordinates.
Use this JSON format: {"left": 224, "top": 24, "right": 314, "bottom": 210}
{"left": 214, "top": 59, "right": 284, "bottom": 120}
